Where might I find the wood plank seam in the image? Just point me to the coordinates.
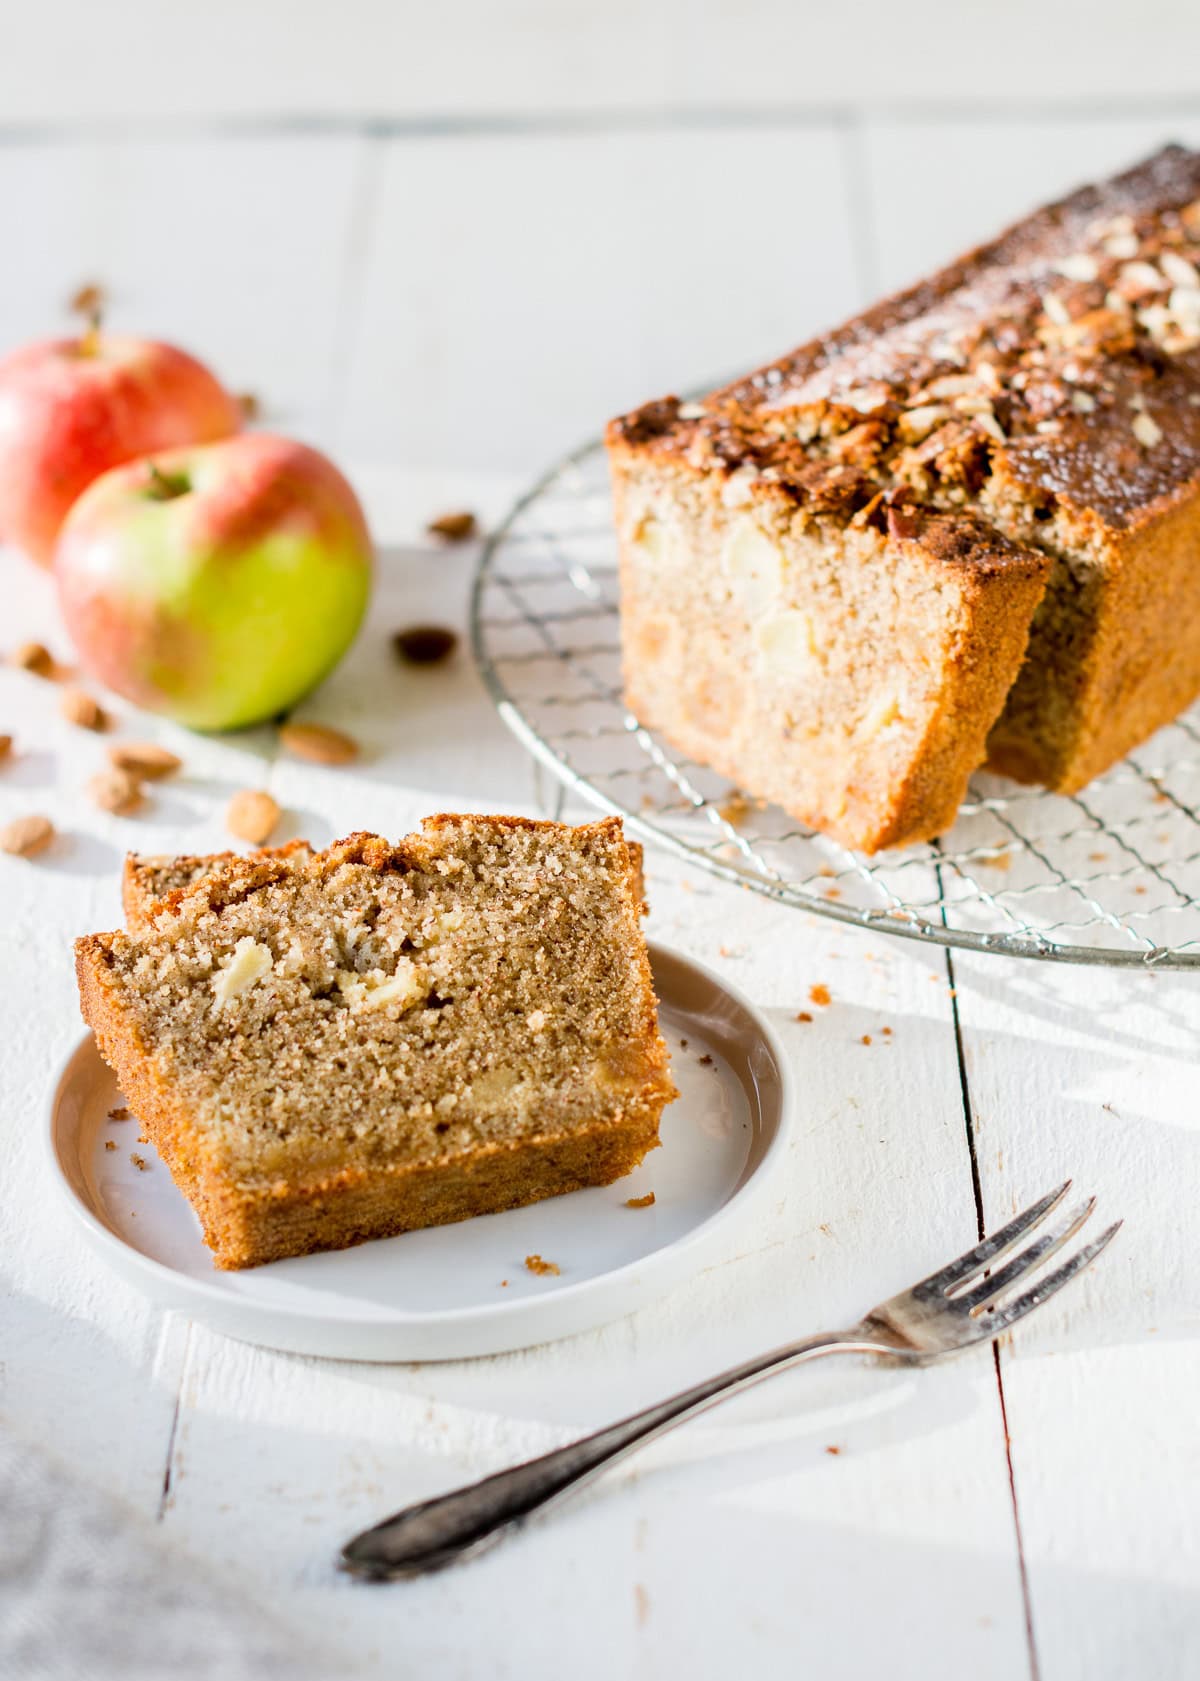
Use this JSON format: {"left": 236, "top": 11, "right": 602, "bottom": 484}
{"left": 945, "top": 940, "right": 1041, "bottom": 1681}
{"left": 157, "top": 1318, "right": 193, "bottom": 1523}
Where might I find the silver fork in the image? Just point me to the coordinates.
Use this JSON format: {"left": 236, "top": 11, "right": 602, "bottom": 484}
{"left": 340, "top": 1181, "right": 1119, "bottom": 1582}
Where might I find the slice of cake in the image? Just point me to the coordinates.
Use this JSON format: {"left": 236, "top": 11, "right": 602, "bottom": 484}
{"left": 608, "top": 144, "right": 1200, "bottom": 849}
{"left": 77, "top": 817, "right": 675, "bottom": 1269}
{"left": 122, "top": 841, "right": 313, "bottom": 932}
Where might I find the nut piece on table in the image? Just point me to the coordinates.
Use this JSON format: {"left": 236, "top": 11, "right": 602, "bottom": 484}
{"left": 426, "top": 510, "right": 477, "bottom": 543}
{"left": 10, "top": 641, "right": 54, "bottom": 677}
{"left": 0, "top": 813, "right": 55, "bottom": 857}
{"left": 87, "top": 768, "right": 145, "bottom": 816}
{"left": 227, "top": 789, "right": 281, "bottom": 846}
{"left": 108, "top": 741, "right": 182, "bottom": 780}
{"left": 392, "top": 625, "right": 458, "bottom": 666}
{"left": 0, "top": 734, "right": 12, "bottom": 763}
{"left": 60, "top": 688, "right": 108, "bottom": 731}
{"left": 278, "top": 721, "right": 358, "bottom": 766}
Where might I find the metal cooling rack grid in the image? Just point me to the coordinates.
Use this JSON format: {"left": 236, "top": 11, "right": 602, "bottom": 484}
{"left": 471, "top": 439, "right": 1200, "bottom": 968}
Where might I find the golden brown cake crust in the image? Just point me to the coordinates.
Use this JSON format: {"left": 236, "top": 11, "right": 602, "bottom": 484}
{"left": 80, "top": 818, "right": 674, "bottom": 1269}
{"left": 608, "top": 144, "right": 1200, "bottom": 535}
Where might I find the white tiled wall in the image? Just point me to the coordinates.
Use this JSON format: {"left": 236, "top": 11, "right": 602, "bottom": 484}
{"left": 0, "top": 1, "right": 1198, "bottom": 477}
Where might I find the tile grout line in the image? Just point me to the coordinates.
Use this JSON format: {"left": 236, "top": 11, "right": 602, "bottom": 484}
{"left": 943, "top": 941, "right": 1041, "bottom": 1681}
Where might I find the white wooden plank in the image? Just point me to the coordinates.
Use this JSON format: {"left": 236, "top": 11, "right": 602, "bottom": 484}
{"left": 948, "top": 951, "right": 1200, "bottom": 1679}
{"left": 0, "top": 136, "right": 368, "bottom": 447}
{"left": 860, "top": 116, "right": 1200, "bottom": 297}
{"left": 337, "top": 126, "right": 863, "bottom": 474}
{"left": 2, "top": 1, "right": 1200, "bottom": 121}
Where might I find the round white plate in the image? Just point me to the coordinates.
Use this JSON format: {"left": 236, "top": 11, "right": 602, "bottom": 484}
{"left": 47, "top": 942, "right": 792, "bottom": 1362}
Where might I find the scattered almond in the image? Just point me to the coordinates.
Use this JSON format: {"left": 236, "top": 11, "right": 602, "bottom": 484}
{"left": 87, "top": 768, "right": 145, "bottom": 815}
{"left": 392, "top": 625, "right": 459, "bottom": 666}
{"left": 107, "top": 741, "right": 182, "bottom": 780}
{"left": 11, "top": 641, "right": 54, "bottom": 677}
{"left": 426, "top": 510, "right": 477, "bottom": 542}
{"left": 524, "top": 1254, "right": 560, "bottom": 1277}
{"left": 279, "top": 721, "right": 357, "bottom": 766}
{"left": 0, "top": 814, "right": 54, "bottom": 857}
{"left": 60, "top": 687, "right": 107, "bottom": 731}
{"left": 227, "top": 789, "right": 281, "bottom": 846}
{"left": 0, "top": 735, "right": 11, "bottom": 762}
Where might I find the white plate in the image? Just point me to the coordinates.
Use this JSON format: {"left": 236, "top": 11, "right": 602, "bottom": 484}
{"left": 46, "top": 943, "right": 792, "bottom": 1361}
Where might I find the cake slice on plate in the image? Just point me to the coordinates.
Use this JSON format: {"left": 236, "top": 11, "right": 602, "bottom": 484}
{"left": 77, "top": 817, "right": 675, "bottom": 1270}
{"left": 122, "top": 840, "right": 313, "bottom": 932}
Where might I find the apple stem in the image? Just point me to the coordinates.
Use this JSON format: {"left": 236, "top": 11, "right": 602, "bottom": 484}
{"left": 144, "top": 462, "right": 191, "bottom": 502}
{"left": 78, "top": 308, "right": 102, "bottom": 358}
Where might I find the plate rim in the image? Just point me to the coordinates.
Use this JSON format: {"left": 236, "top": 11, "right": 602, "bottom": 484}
{"left": 45, "top": 939, "right": 794, "bottom": 1340}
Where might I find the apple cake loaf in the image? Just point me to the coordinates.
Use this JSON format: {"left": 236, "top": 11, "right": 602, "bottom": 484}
{"left": 608, "top": 143, "right": 1200, "bottom": 851}
{"left": 77, "top": 817, "right": 675, "bottom": 1269}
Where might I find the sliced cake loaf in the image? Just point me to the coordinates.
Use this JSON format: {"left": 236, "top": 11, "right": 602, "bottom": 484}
{"left": 608, "top": 144, "right": 1200, "bottom": 849}
{"left": 78, "top": 817, "right": 675, "bottom": 1269}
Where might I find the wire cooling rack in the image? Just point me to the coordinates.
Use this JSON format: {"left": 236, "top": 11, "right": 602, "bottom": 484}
{"left": 471, "top": 435, "right": 1200, "bottom": 968}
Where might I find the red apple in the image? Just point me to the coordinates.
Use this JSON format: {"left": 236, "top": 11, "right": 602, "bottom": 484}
{"left": 54, "top": 434, "right": 373, "bottom": 731}
{"left": 0, "top": 331, "right": 242, "bottom": 566}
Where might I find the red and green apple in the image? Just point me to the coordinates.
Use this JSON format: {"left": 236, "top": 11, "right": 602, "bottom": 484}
{"left": 54, "top": 434, "right": 373, "bottom": 730}
{"left": 0, "top": 330, "right": 242, "bottom": 566}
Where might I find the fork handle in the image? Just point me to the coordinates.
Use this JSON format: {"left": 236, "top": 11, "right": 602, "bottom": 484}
{"left": 340, "top": 1328, "right": 877, "bottom": 1580}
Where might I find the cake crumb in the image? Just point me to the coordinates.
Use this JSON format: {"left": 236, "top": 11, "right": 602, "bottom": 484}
{"left": 698, "top": 1053, "right": 713, "bottom": 1066}
{"left": 130, "top": 1153, "right": 147, "bottom": 1171}
{"left": 809, "top": 983, "right": 831, "bottom": 1007}
{"left": 881, "top": 1026, "right": 892, "bottom": 1036}
{"left": 104, "top": 1140, "right": 116, "bottom": 1152}
{"left": 500, "top": 1279, "right": 509, "bottom": 1287}
{"left": 679, "top": 1038, "right": 688, "bottom": 1049}
{"left": 525, "top": 1254, "right": 560, "bottom": 1276}
{"left": 861, "top": 1034, "right": 872, "bottom": 1045}
{"left": 626, "top": 1193, "right": 656, "bottom": 1209}
{"left": 795, "top": 1010, "right": 813, "bottom": 1023}
{"left": 108, "top": 1106, "right": 130, "bottom": 1121}
{"left": 825, "top": 1444, "right": 843, "bottom": 1456}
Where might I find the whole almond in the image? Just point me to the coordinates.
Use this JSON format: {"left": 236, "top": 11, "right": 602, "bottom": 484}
{"left": 279, "top": 721, "right": 358, "bottom": 766}
{"left": 87, "top": 768, "right": 145, "bottom": 816}
{"left": 11, "top": 641, "right": 54, "bottom": 677}
{"left": 0, "top": 814, "right": 55, "bottom": 857}
{"left": 108, "top": 741, "right": 182, "bottom": 780}
{"left": 426, "top": 510, "right": 477, "bottom": 542}
{"left": 227, "top": 789, "right": 280, "bottom": 845}
{"left": 60, "top": 687, "right": 107, "bottom": 731}
{"left": 393, "top": 624, "right": 458, "bottom": 666}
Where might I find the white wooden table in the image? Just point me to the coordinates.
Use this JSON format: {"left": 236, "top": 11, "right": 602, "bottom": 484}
{"left": 2, "top": 461, "right": 1196, "bottom": 1681}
